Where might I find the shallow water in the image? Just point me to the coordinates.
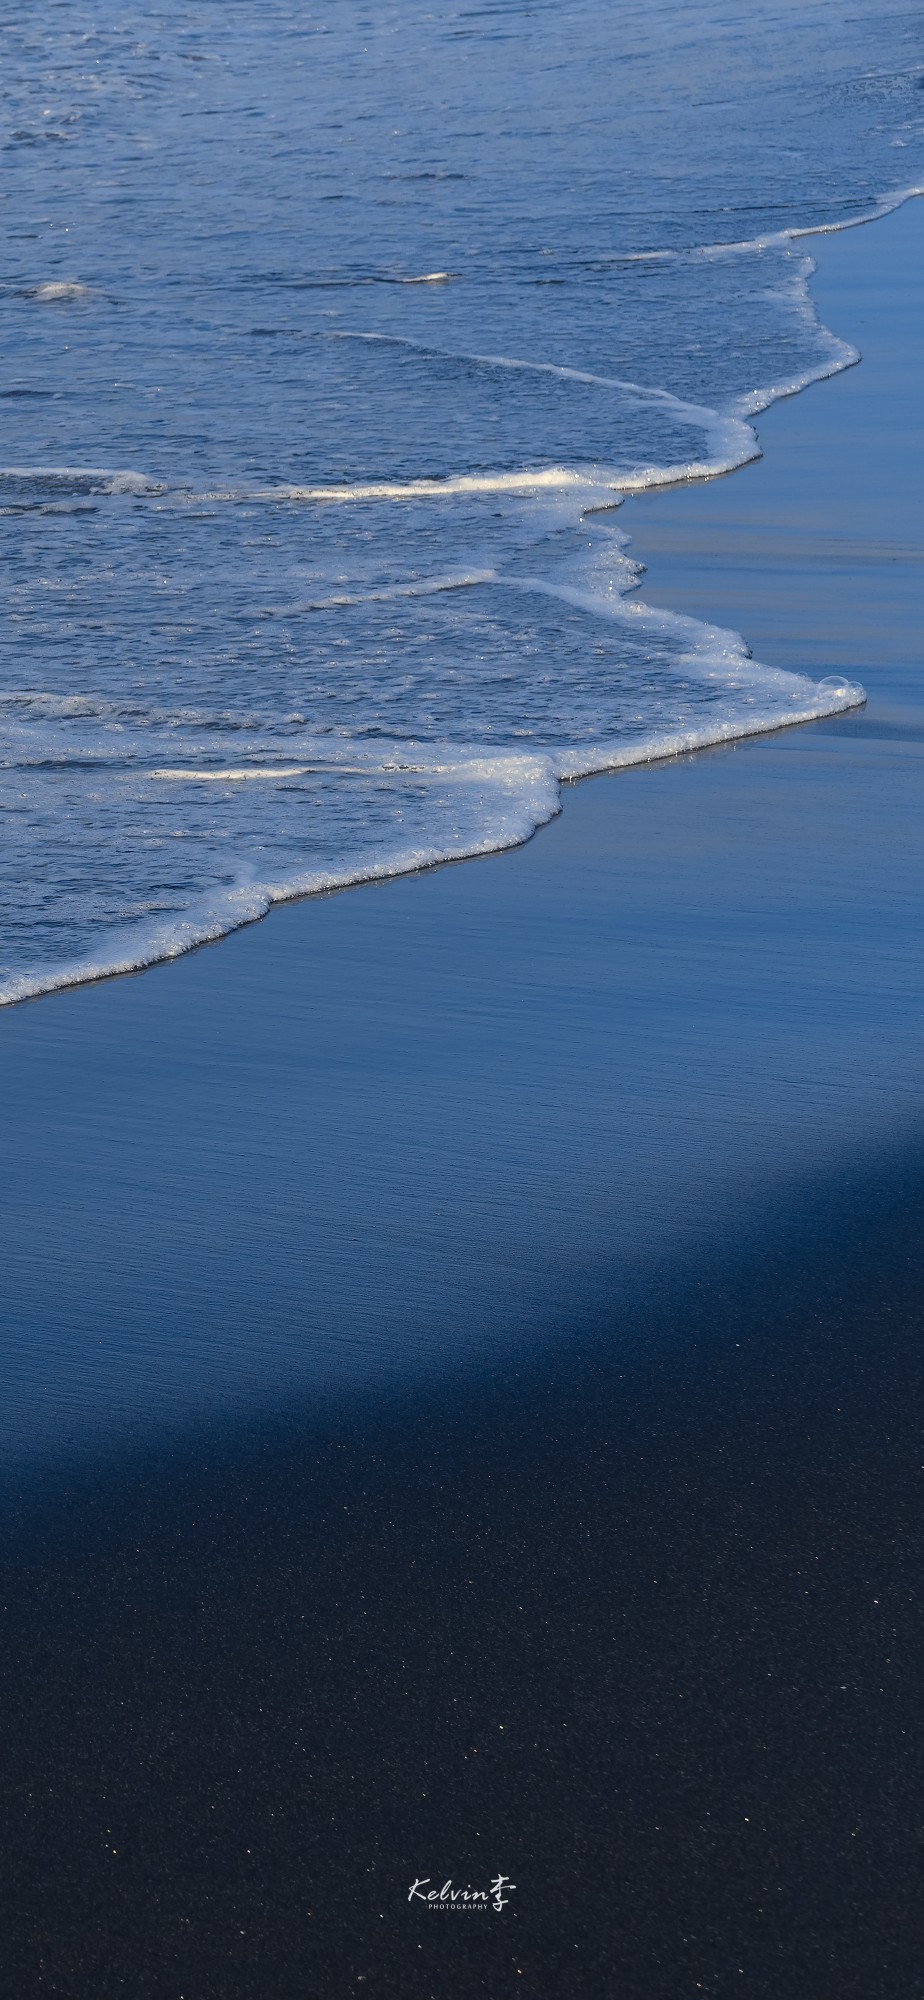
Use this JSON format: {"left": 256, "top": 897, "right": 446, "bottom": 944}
{"left": 2, "top": 1, "right": 921, "bottom": 1000}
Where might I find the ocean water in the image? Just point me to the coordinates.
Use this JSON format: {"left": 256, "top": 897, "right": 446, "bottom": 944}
{"left": 1, "top": 3, "right": 922, "bottom": 1005}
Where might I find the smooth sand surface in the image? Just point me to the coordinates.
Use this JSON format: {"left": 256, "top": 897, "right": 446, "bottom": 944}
{"left": 2, "top": 202, "right": 924, "bottom": 1995}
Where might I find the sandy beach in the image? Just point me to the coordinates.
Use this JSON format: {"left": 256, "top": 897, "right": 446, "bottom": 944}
{"left": 3, "top": 201, "right": 924, "bottom": 1996}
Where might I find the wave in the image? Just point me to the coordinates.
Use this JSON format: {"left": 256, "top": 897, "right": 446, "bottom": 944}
{"left": 2, "top": 222, "right": 877, "bottom": 516}
{"left": 1, "top": 658, "right": 864, "bottom": 1009}
{"left": 697, "top": 180, "right": 924, "bottom": 258}
{"left": 0, "top": 639, "right": 865, "bottom": 1007}
{"left": 0, "top": 748, "right": 561, "bottom": 1007}
{"left": 4, "top": 187, "right": 912, "bottom": 1008}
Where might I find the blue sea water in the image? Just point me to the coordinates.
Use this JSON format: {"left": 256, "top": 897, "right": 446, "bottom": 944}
{"left": 1, "top": 1, "right": 922, "bottom": 1003}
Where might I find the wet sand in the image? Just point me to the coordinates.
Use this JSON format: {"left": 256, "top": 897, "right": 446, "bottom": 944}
{"left": 2, "top": 202, "right": 923, "bottom": 1996}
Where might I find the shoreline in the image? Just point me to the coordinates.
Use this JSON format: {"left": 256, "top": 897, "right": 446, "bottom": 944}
{"left": 4, "top": 196, "right": 924, "bottom": 1451}
{"left": 3, "top": 190, "right": 924, "bottom": 1995}
{"left": 7, "top": 193, "right": 918, "bottom": 1012}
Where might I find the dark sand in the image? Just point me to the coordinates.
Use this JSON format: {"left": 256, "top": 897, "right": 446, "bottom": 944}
{"left": 2, "top": 203, "right": 924, "bottom": 1996}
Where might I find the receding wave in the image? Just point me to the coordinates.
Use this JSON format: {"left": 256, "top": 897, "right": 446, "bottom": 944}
{"left": 1, "top": 624, "right": 865, "bottom": 1007}
{"left": 2, "top": 31, "right": 913, "bottom": 1011}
